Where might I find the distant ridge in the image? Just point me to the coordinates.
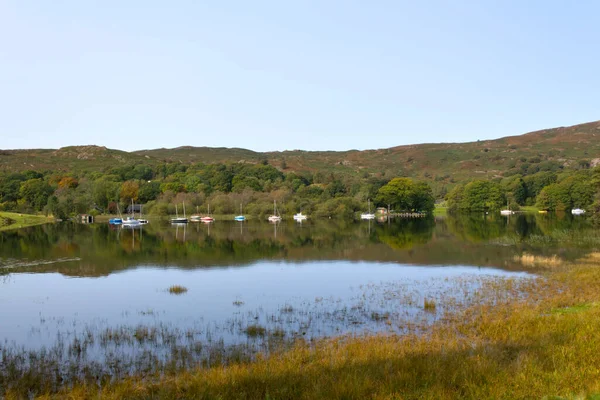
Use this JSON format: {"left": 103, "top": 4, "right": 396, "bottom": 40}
{"left": 1, "top": 120, "right": 599, "bottom": 183}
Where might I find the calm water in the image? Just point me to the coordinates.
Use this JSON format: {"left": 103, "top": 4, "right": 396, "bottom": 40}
{"left": 0, "top": 213, "right": 597, "bottom": 380}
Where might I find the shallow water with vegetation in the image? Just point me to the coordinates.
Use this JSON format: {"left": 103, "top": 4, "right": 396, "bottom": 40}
{"left": 0, "top": 213, "right": 597, "bottom": 395}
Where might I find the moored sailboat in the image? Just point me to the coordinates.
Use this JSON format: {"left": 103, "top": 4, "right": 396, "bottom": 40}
{"left": 201, "top": 204, "right": 214, "bottom": 223}
{"left": 234, "top": 204, "right": 245, "bottom": 221}
{"left": 122, "top": 200, "right": 141, "bottom": 227}
{"left": 268, "top": 200, "right": 281, "bottom": 222}
{"left": 360, "top": 199, "right": 375, "bottom": 220}
{"left": 171, "top": 202, "right": 189, "bottom": 224}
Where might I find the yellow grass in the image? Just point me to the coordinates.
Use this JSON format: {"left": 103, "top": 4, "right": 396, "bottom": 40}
{"left": 14, "top": 255, "right": 600, "bottom": 399}
{"left": 513, "top": 252, "right": 563, "bottom": 268}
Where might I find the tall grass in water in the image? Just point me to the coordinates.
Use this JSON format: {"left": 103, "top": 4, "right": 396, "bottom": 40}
{"left": 168, "top": 285, "right": 188, "bottom": 294}
{"left": 11, "top": 254, "right": 600, "bottom": 399}
{"left": 25, "top": 253, "right": 600, "bottom": 399}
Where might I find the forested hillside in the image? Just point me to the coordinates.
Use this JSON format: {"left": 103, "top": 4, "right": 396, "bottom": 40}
{"left": 0, "top": 120, "right": 599, "bottom": 218}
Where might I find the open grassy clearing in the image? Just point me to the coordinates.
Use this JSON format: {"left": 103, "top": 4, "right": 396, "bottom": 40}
{"left": 3, "top": 253, "right": 599, "bottom": 399}
{"left": 0, "top": 211, "right": 53, "bottom": 231}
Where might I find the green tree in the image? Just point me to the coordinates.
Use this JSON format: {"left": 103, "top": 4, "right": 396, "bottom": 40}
{"left": 376, "top": 178, "right": 434, "bottom": 213}
{"left": 19, "top": 179, "right": 53, "bottom": 210}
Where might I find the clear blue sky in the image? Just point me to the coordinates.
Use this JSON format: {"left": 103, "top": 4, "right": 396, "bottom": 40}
{"left": 1, "top": 1, "right": 599, "bottom": 152}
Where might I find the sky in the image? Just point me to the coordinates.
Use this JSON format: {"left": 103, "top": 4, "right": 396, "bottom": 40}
{"left": 1, "top": 1, "right": 599, "bottom": 152}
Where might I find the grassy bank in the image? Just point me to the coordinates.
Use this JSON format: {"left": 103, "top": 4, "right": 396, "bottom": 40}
{"left": 0, "top": 212, "right": 53, "bottom": 231}
{"left": 520, "top": 205, "right": 540, "bottom": 213}
{"left": 433, "top": 204, "right": 448, "bottom": 216}
{"left": 9, "top": 254, "right": 599, "bottom": 399}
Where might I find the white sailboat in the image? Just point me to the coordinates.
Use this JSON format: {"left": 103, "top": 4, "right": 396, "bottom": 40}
{"left": 190, "top": 206, "right": 202, "bottom": 222}
{"left": 500, "top": 200, "right": 514, "bottom": 216}
{"left": 293, "top": 212, "right": 307, "bottom": 221}
{"left": 268, "top": 200, "right": 282, "bottom": 222}
{"left": 360, "top": 199, "right": 375, "bottom": 220}
{"left": 572, "top": 208, "right": 586, "bottom": 215}
{"left": 122, "top": 199, "right": 141, "bottom": 227}
{"left": 171, "top": 202, "right": 189, "bottom": 224}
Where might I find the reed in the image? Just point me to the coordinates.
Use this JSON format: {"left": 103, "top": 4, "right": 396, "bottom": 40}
{"left": 513, "top": 252, "right": 563, "bottom": 268}
{"left": 423, "top": 298, "right": 436, "bottom": 311}
{"left": 167, "top": 285, "right": 188, "bottom": 295}
{"left": 244, "top": 324, "right": 266, "bottom": 338}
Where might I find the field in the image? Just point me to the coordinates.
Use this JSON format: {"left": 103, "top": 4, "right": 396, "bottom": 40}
{"left": 0, "top": 212, "right": 53, "bottom": 231}
{"left": 6, "top": 252, "right": 600, "bottom": 399}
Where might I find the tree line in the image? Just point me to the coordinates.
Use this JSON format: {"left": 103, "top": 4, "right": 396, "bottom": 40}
{"left": 0, "top": 162, "right": 435, "bottom": 219}
{"left": 446, "top": 167, "right": 600, "bottom": 213}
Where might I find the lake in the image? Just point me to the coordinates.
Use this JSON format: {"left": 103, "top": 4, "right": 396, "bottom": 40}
{"left": 0, "top": 213, "right": 597, "bottom": 387}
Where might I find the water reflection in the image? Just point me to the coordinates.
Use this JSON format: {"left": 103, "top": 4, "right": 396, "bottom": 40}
{"left": 0, "top": 214, "right": 598, "bottom": 277}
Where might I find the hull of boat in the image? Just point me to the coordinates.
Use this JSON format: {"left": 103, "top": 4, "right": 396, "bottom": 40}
{"left": 360, "top": 214, "right": 375, "bottom": 220}
{"left": 234, "top": 216, "right": 245, "bottom": 221}
{"left": 171, "top": 218, "right": 189, "bottom": 223}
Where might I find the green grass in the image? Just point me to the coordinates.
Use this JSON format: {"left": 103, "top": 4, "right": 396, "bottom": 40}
{"left": 433, "top": 205, "right": 448, "bottom": 216}
{"left": 550, "top": 303, "right": 594, "bottom": 315}
{"left": 0, "top": 212, "right": 53, "bottom": 231}
{"left": 520, "top": 205, "right": 540, "bottom": 213}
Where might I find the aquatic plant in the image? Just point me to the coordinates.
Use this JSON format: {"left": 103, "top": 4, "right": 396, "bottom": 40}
{"left": 168, "top": 285, "right": 188, "bottom": 295}
{"left": 244, "top": 324, "right": 266, "bottom": 337}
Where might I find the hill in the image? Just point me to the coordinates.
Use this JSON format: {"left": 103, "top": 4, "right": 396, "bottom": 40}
{"left": 1, "top": 120, "right": 600, "bottom": 184}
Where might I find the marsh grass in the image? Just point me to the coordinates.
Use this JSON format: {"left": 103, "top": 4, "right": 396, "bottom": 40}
{"left": 11, "top": 256, "right": 600, "bottom": 399}
{"left": 244, "top": 324, "right": 266, "bottom": 338}
{"left": 423, "top": 298, "right": 436, "bottom": 311}
{"left": 514, "top": 252, "right": 563, "bottom": 268}
{"left": 167, "top": 285, "right": 188, "bottom": 295}
{"left": 17, "top": 254, "right": 600, "bottom": 399}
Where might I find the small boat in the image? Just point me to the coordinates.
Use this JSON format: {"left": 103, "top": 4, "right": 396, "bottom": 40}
{"left": 360, "top": 199, "right": 375, "bottom": 220}
{"left": 122, "top": 217, "right": 141, "bottom": 227}
{"left": 201, "top": 204, "right": 214, "bottom": 223}
{"left": 572, "top": 208, "right": 586, "bottom": 215}
{"left": 268, "top": 200, "right": 282, "bottom": 222}
{"left": 122, "top": 200, "right": 141, "bottom": 227}
{"left": 500, "top": 200, "right": 514, "bottom": 216}
{"left": 234, "top": 204, "right": 245, "bottom": 222}
{"left": 109, "top": 204, "right": 124, "bottom": 225}
{"left": 190, "top": 206, "right": 201, "bottom": 222}
{"left": 293, "top": 212, "right": 307, "bottom": 221}
{"left": 138, "top": 204, "right": 148, "bottom": 224}
{"left": 234, "top": 215, "right": 245, "bottom": 221}
{"left": 171, "top": 202, "right": 188, "bottom": 224}
{"left": 538, "top": 210, "right": 548, "bottom": 214}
